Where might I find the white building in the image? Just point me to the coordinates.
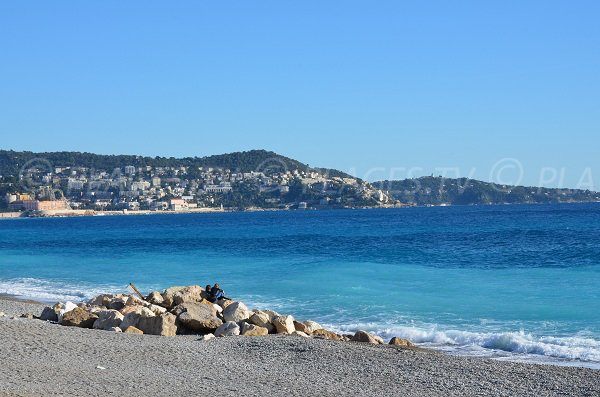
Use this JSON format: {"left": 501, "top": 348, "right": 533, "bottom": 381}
{"left": 131, "top": 181, "right": 151, "bottom": 191}
{"left": 67, "top": 178, "right": 85, "bottom": 190}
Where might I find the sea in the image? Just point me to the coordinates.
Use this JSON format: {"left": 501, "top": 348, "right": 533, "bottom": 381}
{"left": 1, "top": 204, "right": 599, "bottom": 369}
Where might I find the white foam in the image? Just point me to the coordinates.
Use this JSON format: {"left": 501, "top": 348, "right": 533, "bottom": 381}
{"left": 2, "top": 278, "right": 599, "bottom": 368}
{"left": 0, "top": 277, "right": 124, "bottom": 303}
{"left": 329, "top": 322, "right": 600, "bottom": 367}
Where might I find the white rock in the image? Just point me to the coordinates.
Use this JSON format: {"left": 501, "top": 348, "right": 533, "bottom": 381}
{"left": 214, "top": 321, "right": 240, "bottom": 337}
{"left": 303, "top": 320, "right": 322, "bottom": 334}
{"left": 291, "top": 331, "right": 309, "bottom": 338}
{"left": 273, "top": 315, "right": 295, "bottom": 334}
{"left": 93, "top": 310, "right": 124, "bottom": 330}
{"left": 248, "top": 311, "right": 275, "bottom": 333}
{"left": 240, "top": 322, "right": 269, "bottom": 336}
{"left": 199, "top": 334, "right": 216, "bottom": 341}
{"left": 120, "top": 309, "right": 154, "bottom": 330}
{"left": 57, "top": 301, "right": 78, "bottom": 323}
{"left": 222, "top": 302, "right": 251, "bottom": 322}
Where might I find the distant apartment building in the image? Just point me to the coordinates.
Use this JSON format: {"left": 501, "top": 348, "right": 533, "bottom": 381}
{"left": 204, "top": 182, "right": 233, "bottom": 193}
{"left": 169, "top": 198, "right": 188, "bottom": 211}
{"left": 126, "top": 201, "right": 140, "bottom": 211}
{"left": 131, "top": 181, "right": 151, "bottom": 191}
{"left": 8, "top": 200, "right": 68, "bottom": 211}
{"left": 150, "top": 201, "right": 169, "bottom": 211}
{"left": 124, "top": 165, "right": 136, "bottom": 175}
{"left": 88, "top": 180, "right": 109, "bottom": 191}
{"left": 67, "top": 178, "right": 85, "bottom": 190}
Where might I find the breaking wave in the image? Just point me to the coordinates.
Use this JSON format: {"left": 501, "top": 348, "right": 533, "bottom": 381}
{"left": 2, "top": 277, "right": 599, "bottom": 369}
{"left": 330, "top": 323, "right": 600, "bottom": 368}
{"left": 0, "top": 277, "right": 125, "bottom": 303}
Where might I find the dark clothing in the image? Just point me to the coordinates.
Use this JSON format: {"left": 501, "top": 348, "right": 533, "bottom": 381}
{"left": 206, "top": 287, "right": 224, "bottom": 302}
{"left": 212, "top": 288, "right": 225, "bottom": 301}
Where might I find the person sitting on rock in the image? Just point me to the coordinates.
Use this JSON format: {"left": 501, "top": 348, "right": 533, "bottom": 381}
{"left": 205, "top": 285, "right": 215, "bottom": 302}
{"left": 211, "top": 283, "right": 226, "bottom": 301}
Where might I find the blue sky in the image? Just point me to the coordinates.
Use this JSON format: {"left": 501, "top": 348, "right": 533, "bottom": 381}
{"left": 1, "top": 1, "right": 599, "bottom": 188}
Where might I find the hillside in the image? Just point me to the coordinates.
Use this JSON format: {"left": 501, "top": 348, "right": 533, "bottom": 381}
{"left": 373, "top": 176, "right": 600, "bottom": 206}
{"left": 0, "top": 149, "right": 377, "bottom": 211}
{"left": 0, "top": 149, "right": 353, "bottom": 179}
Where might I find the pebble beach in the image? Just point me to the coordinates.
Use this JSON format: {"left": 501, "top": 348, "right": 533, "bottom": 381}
{"left": 1, "top": 297, "right": 599, "bottom": 397}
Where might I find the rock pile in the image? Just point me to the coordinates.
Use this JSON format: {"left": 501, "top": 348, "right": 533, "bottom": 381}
{"left": 33, "top": 285, "right": 414, "bottom": 348}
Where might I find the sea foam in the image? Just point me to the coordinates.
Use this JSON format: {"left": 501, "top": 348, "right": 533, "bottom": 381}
{"left": 329, "top": 322, "right": 600, "bottom": 367}
{"left": 0, "top": 277, "right": 123, "bottom": 303}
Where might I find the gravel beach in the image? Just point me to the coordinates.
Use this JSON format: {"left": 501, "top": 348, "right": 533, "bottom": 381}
{"left": 1, "top": 298, "right": 598, "bottom": 397}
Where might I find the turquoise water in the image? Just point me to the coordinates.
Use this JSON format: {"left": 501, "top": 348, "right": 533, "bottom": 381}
{"left": 1, "top": 204, "right": 599, "bottom": 367}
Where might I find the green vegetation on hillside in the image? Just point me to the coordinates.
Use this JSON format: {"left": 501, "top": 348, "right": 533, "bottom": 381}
{"left": 0, "top": 149, "right": 352, "bottom": 179}
{"left": 373, "top": 176, "right": 600, "bottom": 205}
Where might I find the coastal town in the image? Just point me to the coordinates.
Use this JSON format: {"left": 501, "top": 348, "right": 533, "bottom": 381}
{"left": 2, "top": 150, "right": 598, "bottom": 218}
{"left": 2, "top": 158, "right": 391, "bottom": 216}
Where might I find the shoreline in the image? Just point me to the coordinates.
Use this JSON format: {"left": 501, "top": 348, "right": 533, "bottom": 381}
{"left": 1, "top": 296, "right": 598, "bottom": 397}
{"left": 1, "top": 200, "right": 599, "bottom": 220}
{"left": 2, "top": 293, "right": 599, "bottom": 370}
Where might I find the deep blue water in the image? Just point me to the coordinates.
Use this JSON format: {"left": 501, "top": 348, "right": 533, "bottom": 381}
{"left": 1, "top": 204, "right": 599, "bottom": 367}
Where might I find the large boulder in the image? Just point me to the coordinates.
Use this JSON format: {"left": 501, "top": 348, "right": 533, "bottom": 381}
{"left": 302, "top": 320, "right": 322, "bottom": 335}
{"left": 57, "top": 302, "right": 78, "bottom": 323}
{"left": 61, "top": 307, "right": 98, "bottom": 328}
{"left": 222, "top": 302, "right": 251, "bottom": 322}
{"left": 39, "top": 304, "right": 61, "bottom": 322}
{"left": 121, "top": 305, "right": 155, "bottom": 317}
{"left": 248, "top": 311, "right": 275, "bottom": 333}
{"left": 137, "top": 313, "right": 177, "bottom": 336}
{"left": 240, "top": 322, "right": 269, "bottom": 336}
{"left": 88, "top": 294, "right": 127, "bottom": 308}
{"left": 214, "top": 321, "right": 240, "bottom": 337}
{"left": 88, "top": 294, "right": 114, "bottom": 307}
{"left": 161, "top": 286, "right": 186, "bottom": 308}
{"left": 146, "top": 291, "right": 164, "bottom": 306}
{"left": 175, "top": 302, "right": 222, "bottom": 332}
{"left": 162, "top": 285, "right": 203, "bottom": 308}
{"left": 120, "top": 307, "right": 155, "bottom": 330}
{"left": 312, "top": 329, "right": 344, "bottom": 341}
{"left": 123, "top": 326, "right": 144, "bottom": 335}
{"left": 273, "top": 315, "right": 295, "bottom": 334}
{"left": 108, "top": 296, "right": 128, "bottom": 311}
{"left": 351, "top": 330, "right": 383, "bottom": 345}
{"left": 293, "top": 320, "right": 308, "bottom": 334}
{"left": 173, "top": 285, "right": 204, "bottom": 306}
{"left": 93, "top": 310, "right": 124, "bottom": 331}
{"left": 389, "top": 337, "right": 414, "bottom": 347}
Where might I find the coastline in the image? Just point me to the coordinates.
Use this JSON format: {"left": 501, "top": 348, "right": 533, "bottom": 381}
{"left": 1, "top": 296, "right": 598, "bottom": 397}
{"left": 1, "top": 200, "right": 599, "bottom": 220}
